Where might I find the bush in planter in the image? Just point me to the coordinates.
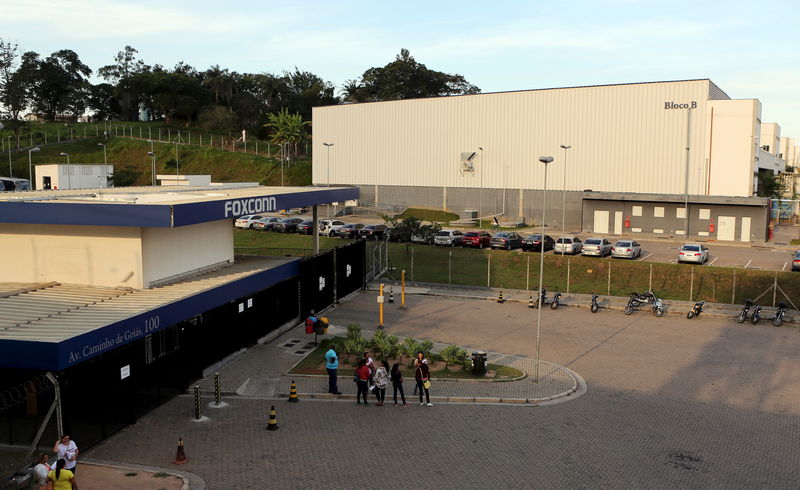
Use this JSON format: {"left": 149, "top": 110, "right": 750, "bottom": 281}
{"left": 419, "top": 340, "right": 434, "bottom": 359}
{"left": 343, "top": 336, "right": 368, "bottom": 365}
{"left": 440, "top": 345, "right": 461, "bottom": 370}
{"left": 371, "top": 330, "right": 390, "bottom": 360}
{"left": 386, "top": 335, "right": 401, "bottom": 361}
{"left": 402, "top": 338, "right": 421, "bottom": 367}
{"left": 346, "top": 323, "right": 362, "bottom": 341}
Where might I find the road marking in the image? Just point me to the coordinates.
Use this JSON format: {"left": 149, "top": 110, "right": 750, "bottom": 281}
{"left": 707, "top": 257, "right": 718, "bottom": 266}
{"left": 744, "top": 259, "right": 752, "bottom": 269}
{"left": 638, "top": 253, "right": 653, "bottom": 261}
{"left": 782, "top": 262, "right": 787, "bottom": 271}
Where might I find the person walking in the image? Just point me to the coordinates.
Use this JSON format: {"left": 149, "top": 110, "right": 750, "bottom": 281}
{"left": 355, "top": 359, "right": 370, "bottom": 405}
{"left": 325, "top": 344, "right": 342, "bottom": 395}
{"left": 414, "top": 352, "right": 432, "bottom": 406}
{"left": 373, "top": 360, "right": 390, "bottom": 406}
{"left": 53, "top": 435, "right": 78, "bottom": 474}
{"left": 391, "top": 363, "right": 408, "bottom": 407}
{"left": 48, "top": 459, "right": 77, "bottom": 490}
{"left": 33, "top": 453, "right": 51, "bottom": 490}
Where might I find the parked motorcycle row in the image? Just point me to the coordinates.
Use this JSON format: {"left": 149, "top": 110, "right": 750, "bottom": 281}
{"left": 737, "top": 299, "right": 788, "bottom": 326}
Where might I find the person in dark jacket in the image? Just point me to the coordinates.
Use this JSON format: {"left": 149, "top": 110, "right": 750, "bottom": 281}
{"left": 391, "top": 363, "right": 408, "bottom": 407}
{"left": 414, "top": 352, "right": 432, "bottom": 406}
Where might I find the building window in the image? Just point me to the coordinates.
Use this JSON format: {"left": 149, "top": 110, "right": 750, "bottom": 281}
{"left": 699, "top": 208, "right": 710, "bottom": 220}
{"left": 654, "top": 207, "right": 664, "bottom": 218}
{"left": 676, "top": 207, "right": 686, "bottom": 219}
{"left": 632, "top": 206, "right": 643, "bottom": 217}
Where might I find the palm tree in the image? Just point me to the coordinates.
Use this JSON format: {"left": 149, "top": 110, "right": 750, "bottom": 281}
{"left": 265, "top": 108, "right": 309, "bottom": 157}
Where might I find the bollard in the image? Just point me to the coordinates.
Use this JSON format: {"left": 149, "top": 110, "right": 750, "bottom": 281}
{"left": 174, "top": 438, "right": 188, "bottom": 465}
{"left": 214, "top": 373, "right": 221, "bottom": 406}
{"left": 528, "top": 295, "right": 535, "bottom": 309}
{"left": 288, "top": 381, "right": 299, "bottom": 403}
{"left": 400, "top": 269, "right": 407, "bottom": 310}
{"left": 497, "top": 289, "right": 505, "bottom": 304}
{"left": 193, "top": 385, "right": 201, "bottom": 420}
{"left": 388, "top": 288, "right": 394, "bottom": 303}
{"left": 267, "top": 405, "right": 279, "bottom": 431}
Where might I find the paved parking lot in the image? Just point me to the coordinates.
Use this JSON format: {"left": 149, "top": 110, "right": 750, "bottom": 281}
{"left": 88, "top": 292, "right": 800, "bottom": 488}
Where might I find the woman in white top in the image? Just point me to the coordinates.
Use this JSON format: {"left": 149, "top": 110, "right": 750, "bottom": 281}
{"left": 373, "top": 360, "right": 390, "bottom": 406}
{"left": 33, "top": 453, "right": 51, "bottom": 489}
{"left": 53, "top": 434, "right": 78, "bottom": 473}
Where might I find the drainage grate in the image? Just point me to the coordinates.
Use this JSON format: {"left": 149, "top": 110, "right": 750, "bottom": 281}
{"left": 667, "top": 451, "right": 702, "bottom": 471}
{"left": 294, "top": 350, "right": 308, "bottom": 355}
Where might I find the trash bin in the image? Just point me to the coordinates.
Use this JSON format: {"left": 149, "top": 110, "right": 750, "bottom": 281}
{"left": 305, "top": 316, "right": 317, "bottom": 334}
{"left": 316, "top": 317, "right": 329, "bottom": 335}
{"left": 471, "top": 351, "right": 487, "bottom": 376}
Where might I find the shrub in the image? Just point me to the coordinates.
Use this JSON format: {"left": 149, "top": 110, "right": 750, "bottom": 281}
{"left": 419, "top": 340, "right": 434, "bottom": 358}
{"left": 440, "top": 345, "right": 461, "bottom": 368}
{"left": 402, "top": 337, "right": 421, "bottom": 362}
{"left": 371, "top": 330, "right": 390, "bottom": 359}
{"left": 346, "top": 323, "right": 362, "bottom": 341}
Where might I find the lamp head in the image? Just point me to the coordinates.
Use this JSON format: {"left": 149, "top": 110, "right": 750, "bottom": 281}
{"left": 59, "top": 152, "right": 69, "bottom": 157}
{"left": 147, "top": 152, "right": 154, "bottom": 156}
{"left": 560, "top": 145, "right": 571, "bottom": 150}
{"left": 30, "top": 147, "right": 40, "bottom": 152}
{"left": 97, "top": 143, "right": 105, "bottom": 147}
{"left": 538, "top": 156, "right": 554, "bottom": 164}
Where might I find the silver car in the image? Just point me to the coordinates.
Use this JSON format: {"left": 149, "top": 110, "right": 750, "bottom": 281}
{"left": 581, "top": 238, "right": 612, "bottom": 257}
{"left": 554, "top": 236, "right": 582, "bottom": 255}
{"left": 677, "top": 243, "right": 709, "bottom": 264}
{"left": 611, "top": 240, "right": 642, "bottom": 259}
{"left": 433, "top": 230, "right": 464, "bottom": 246}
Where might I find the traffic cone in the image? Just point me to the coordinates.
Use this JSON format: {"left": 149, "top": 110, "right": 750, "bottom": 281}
{"left": 528, "top": 295, "right": 535, "bottom": 308}
{"left": 288, "top": 381, "right": 299, "bottom": 403}
{"left": 174, "top": 438, "right": 188, "bottom": 465}
{"left": 388, "top": 288, "right": 394, "bottom": 303}
{"left": 497, "top": 289, "right": 505, "bottom": 303}
{"left": 267, "top": 405, "right": 279, "bottom": 431}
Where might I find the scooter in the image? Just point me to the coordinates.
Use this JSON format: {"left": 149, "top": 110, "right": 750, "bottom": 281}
{"left": 590, "top": 294, "right": 599, "bottom": 313}
{"left": 687, "top": 301, "right": 704, "bottom": 319}
{"left": 772, "top": 302, "right": 787, "bottom": 327}
{"left": 750, "top": 304, "right": 762, "bottom": 325}
{"left": 737, "top": 299, "right": 753, "bottom": 323}
{"left": 550, "top": 291, "right": 562, "bottom": 310}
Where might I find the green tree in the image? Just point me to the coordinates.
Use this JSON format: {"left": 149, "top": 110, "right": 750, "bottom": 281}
{"left": 202, "top": 65, "right": 234, "bottom": 105}
{"left": 88, "top": 83, "right": 121, "bottom": 121}
{"left": 383, "top": 215, "right": 442, "bottom": 250}
{"left": 109, "top": 165, "right": 142, "bottom": 187}
{"left": 440, "top": 345, "right": 461, "bottom": 369}
{"left": 265, "top": 108, "right": 309, "bottom": 157}
{"left": 757, "top": 170, "right": 781, "bottom": 198}
{"left": 24, "top": 49, "right": 92, "bottom": 121}
{"left": 98, "top": 46, "right": 148, "bottom": 121}
{"left": 344, "top": 49, "right": 480, "bottom": 102}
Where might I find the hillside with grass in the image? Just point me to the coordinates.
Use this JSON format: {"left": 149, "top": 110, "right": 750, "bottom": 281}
{"left": 4, "top": 136, "right": 311, "bottom": 187}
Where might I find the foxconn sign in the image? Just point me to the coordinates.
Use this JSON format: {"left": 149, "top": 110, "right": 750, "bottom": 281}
{"left": 224, "top": 196, "right": 277, "bottom": 217}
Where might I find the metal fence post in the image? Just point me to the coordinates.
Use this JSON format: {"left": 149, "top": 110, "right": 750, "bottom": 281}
{"left": 731, "top": 269, "right": 736, "bottom": 304}
{"left": 566, "top": 258, "right": 571, "bottom": 293}
{"left": 448, "top": 250, "right": 452, "bottom": 285}
{"left": 649, "top": 264, "right": 653, "bottom": 291}
{"left": 487, "top": 254, "right": 491, "bottom": 288}
{"left": 607, "top": 263, "right": 611, "bottom": 295}
{"left": 526, "top": 255, "right": 530, "bottom": 291}
{"left": 773, "top": 273, "right": 777, "bottom": 307}
{"left": 410, "top": 247, "right": 414, "bottom": 282}
{"left": 689, "top": 267, "right": 694, "bottom": 302}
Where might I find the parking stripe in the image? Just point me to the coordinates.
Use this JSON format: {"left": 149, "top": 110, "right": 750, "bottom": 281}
{"left": 782, "top": 262, "right": 787, "bottom": 271}
{"left": 744, "top": 259, "right": 752, "bottom": 269}
{"left": 638, "top": 253, "right": 653, "bottom": 261}
{"left": 707, "top": 257, "right": 718, "bottom": 266}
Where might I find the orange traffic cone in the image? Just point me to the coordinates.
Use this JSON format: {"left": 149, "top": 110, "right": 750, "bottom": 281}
{"left": 174, "top": 438, "right": 188, "bottom": 465}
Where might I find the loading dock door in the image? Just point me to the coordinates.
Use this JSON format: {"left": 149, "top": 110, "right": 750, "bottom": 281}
{"left": 740, "top": 217, "right": 751, "bottom": 242}
{"left": 717, "top": 216, "right": 736, "bottom": 241}
{"left": 593, "top": 210, "right": 609, "bottom": 234}
{"left": 614, "top": 211, "right": 623, "bottom": 235}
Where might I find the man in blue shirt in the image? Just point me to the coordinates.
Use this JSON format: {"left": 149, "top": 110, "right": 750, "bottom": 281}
{"left": 325, "top": 344, "right": 341, "bottom": 395}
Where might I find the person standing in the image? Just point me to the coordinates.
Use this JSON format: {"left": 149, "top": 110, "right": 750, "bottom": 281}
{"left": 373, "top": 360, "right": 390, "bottom": 406}
{"left": 414, "top": 352, "right": 432, "bottom": 406}
{"left": 33, "top": 453, "right": 51, "bottom": 490}
{"left": 48, "top": 459, "right": 77, "bottom": 490}
{"left": 325, "top": 344, "right": 342, "bottom": 395}
{"left": 355, "top": 359, "right": 370, "bottom": 405}
{"left": 391, "top": 363, "right": 408, "bottom": 407}
{"left": 53, "top": 435, "right": 78, "bottom": 474}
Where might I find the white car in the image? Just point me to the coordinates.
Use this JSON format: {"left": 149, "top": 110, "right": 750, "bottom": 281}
{"left": 677, "top": 243, "right": 709, "bottom": 264}
{"left": 318, "top": 219, "right": 346, "bottom": 236}
{"left": 554, "top": 236, "right": 582, "bottom": 255}
{"left": 611, "top": 240, "right": 642, "bottom": 259}
{"left": 433, "top": 230, "right": 464, "bottom": 246}
{"left": 234, "top": 214, "right": 265, "bottom": 229}
{"left": 581, "top": 237, "right": 612, "bottom": 257}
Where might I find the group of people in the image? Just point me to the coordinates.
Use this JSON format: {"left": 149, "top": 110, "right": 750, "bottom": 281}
{"left": 32, "top": 435, "right": 79, "bottom": 489}
{"left": 324, "top": 345, "right": 433, "bottom": 407}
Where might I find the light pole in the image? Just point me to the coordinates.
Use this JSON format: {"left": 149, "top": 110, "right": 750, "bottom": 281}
{"left": 98, "top": 142, "right": 107, "bottom": 164}
{"left": 28, "top": 147, "right": 40, "bottom": 189}
{"left": 147, "top": 152, "right": 156, "bottom": 186}
{"left": 535, "top": 155, "right": 554, "bottom": 383}
{"left": 683, "top": 109, "right": 692, "bottom": 242}
{"left": 559, "top": 144, "right": 571, "bottom": 252}
{"left": 478, "top": 147, "right": 484, "bottom": 228}
{"left": 323, "top": 142, "right": 334, "bottom": 187}
{"left": 59, "top": 152, "right": 71, "bottom": 189}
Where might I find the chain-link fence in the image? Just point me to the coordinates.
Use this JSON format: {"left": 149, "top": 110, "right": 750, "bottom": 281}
{"left": 384, "top": 245, "right": 800, "bottom": 307}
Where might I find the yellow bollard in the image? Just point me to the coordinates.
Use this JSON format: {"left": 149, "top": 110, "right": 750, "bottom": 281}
{"left": 378, "top": 283, "right": 384, "bottom": 329}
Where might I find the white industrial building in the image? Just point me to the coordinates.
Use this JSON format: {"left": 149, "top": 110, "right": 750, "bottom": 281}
{"left": 312, "top": 79, "right": 795, "bottom": 241}
{"left": 35, "top": 164, "right": 113, "bottom": 190}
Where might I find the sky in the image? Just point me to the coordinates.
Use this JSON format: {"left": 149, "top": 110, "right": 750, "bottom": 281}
{"left": 2, "top": 0, "right": 799, "bottom": 137}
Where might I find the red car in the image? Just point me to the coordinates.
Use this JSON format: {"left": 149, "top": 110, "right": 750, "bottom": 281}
{"left": 462, "top": 231, "right": 492, "bottom": 249}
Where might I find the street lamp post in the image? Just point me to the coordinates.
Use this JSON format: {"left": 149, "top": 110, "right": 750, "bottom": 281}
{"left": 59, "top": 152, "right": 71, "bottom": 189}
{"left": 147, "top": 152, "right": 156, "bottom": 186}
{"left": 98, "top": 143, "right": 107, "bottom": 164}
{"left": 559, "top": 145, "right": 571, "bottom": 253}
{"left": 323, "top": 142, "right": 334, "bottom": 187}
{"left": 535, "top": 155, "right": 554, "bottom": 383}
{"left": 683, "top": 109, "right": 692, "bottom": 242}
{"left": 478, "top": 147, "right": 484, "bottom": 228}
{"left": 28, "top": 147, "right": 40, "bottom": 189}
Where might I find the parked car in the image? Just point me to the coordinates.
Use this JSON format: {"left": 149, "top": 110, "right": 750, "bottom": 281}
{"left": 335, "top": 223, "right": 365, "bottom": 238}
{"left": 581, "top": 237, "right": 612, "bottom": 257}
{"left": 411, "top": 233, "right": 434, "bottom": 245}
{"left": 273, "top": 217, "right": 304, "bottom": 233}
{"left": 521, "top": 234, "right": 555, "bottom": 252}
{"left": 358, "top": 224, "right": 388, "bottom": 240}
{"left": 554, "top": 236, "right": 582, "bottom": 255}
{"left": 385, "top": 227, "right": 403, "bottom": 242}
{"left": 792, "top": 250, "right": 800, "bottom": 271}
{"left": 611, "top": 240, "right": 642, "bottom": 259}
{"left": 318, "top": 219, "right": 346, "bottom": 236}
{"left": 234, "top": 214, "right": 265, "bottom": 229}
{"left": 490, "top": 232, "right": 524, "bottom": 250}
{"left": 295, "top": 220, "right": 315, "bottom": 235}
{"left": 252, "top": 216, "right": 282, "bottom": 231}
{"left": 462, "top": 231, "right": 492, "bottom": 249}
{"left": 434, "top": 230, "right": 464, "bottom": 246}
{"left": 677, "top": 243, "right": 709, "bottom": 264}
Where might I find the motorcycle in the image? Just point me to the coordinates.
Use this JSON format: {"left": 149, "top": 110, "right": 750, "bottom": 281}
{"left": 590, "top": 294, "right": 599, "bottom": 313}
{"left": 772, "top": 302, "right": 787, "bottom": 327}
{"left": 736, "top": 299, "right": 753, "bottom": 323}
{"left": 687, "top": 301, "right": 704, "bottom": 319}
{"left": 550, "top": 291, "right": 561, "bottom": 310}
{"left": 750, "top": 304, "right": 762, "bottom": 325}
{"left": 624, "top": 290, "right": 664, "bottom": 317}
{"left": 533, "top": 288, "right": 547, "bottom": 308}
